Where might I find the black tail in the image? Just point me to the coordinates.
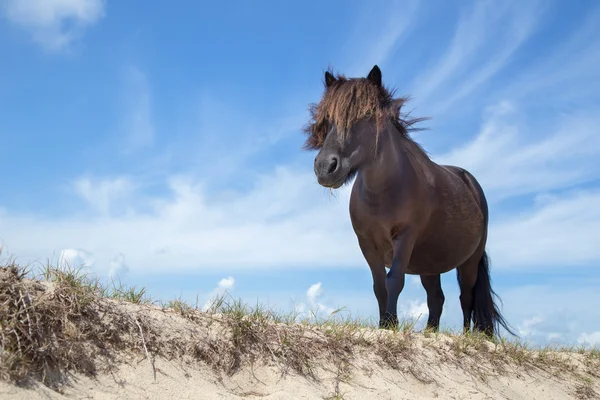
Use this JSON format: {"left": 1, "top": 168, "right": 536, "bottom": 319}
{"left": 472, "top": 251, "right": 517, "bottom": 338}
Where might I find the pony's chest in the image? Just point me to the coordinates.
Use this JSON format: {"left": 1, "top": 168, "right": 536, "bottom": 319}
{"left": 349, "top": 189, "right": 403, "bottom": 227}
{"left": 350, "top": 211, "right": 396, "bottom": 262}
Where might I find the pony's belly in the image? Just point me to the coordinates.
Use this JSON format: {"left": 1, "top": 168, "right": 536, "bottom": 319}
{"left": 405, "top": 263, "right": 454, "bottom": 275}
{"left": 373, "top": 225, "right": 480, "bottom": 274}
{"left": 380, "top": 240, "right": 473, "bottom": 274}
{"left": 407, "top": 237, "right": 479, "bottom": 274}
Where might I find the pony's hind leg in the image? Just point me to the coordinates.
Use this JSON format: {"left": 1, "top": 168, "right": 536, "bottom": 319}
{"left": 420, "top": 274, "right": 445, "bottom": 331}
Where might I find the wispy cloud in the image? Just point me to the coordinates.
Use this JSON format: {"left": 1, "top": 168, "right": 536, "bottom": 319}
{"left": 0, "top": 0, "right": 105, "bottom": 52}
{"left": 0, "top": 168, "right": 362, "bottom": 275}
{"left": 489, "top": 190, "right": 600, "bottom": 269}
{"left": 3, "top": 95, "right": 600, "bottom": 275}
{"left": 433, "top": 101, "right": 600, "bottom": 203}
{"left": 578, "top": 331, "right": 600, "bottom": 346}
{"left": 171, "top": 92, "right": 306, "bottom": 185}
{"left": 430, "top": 99, "right": 600, "bottom": 270}
{"left": 120, "top": 65, "right": 155, "bottom": 152}
{"left": 108, "top": 253, "right": 128, "bottom": 278}
{"left": 501, "top": 5, "right": 600, "bottom": 102}
{"left": 501, "top": 284, "right": 600, "bottom": 345}
{"left": 73, "top": 176, "right": 136, "bottom": 216}
{"left": 410, "top": 1, "right": 493, "bottom": 102}
{"left": 516, "top": 315, "right": 568, "bottom": 342}
{"left": 343, "top": 0, "right": 420, "bottom": 76}
{"left": 410, "top": 0, "right": 543, "bottom": 113}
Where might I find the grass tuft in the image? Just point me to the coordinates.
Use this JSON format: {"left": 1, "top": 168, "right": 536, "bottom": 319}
{"left": 108, "top": 278, "right": 151, "bottom": 304}
{"left": 0, "top": 261, "right": 111, "bottom": 387}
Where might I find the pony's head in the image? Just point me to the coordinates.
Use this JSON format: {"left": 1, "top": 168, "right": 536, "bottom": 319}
{"left": 303, "top": 65, "right": 423, "bottom": 189}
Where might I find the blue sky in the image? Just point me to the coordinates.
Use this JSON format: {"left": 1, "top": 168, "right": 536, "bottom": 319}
{"left": 1, "top": 0, "right": 600, "bottom": 346}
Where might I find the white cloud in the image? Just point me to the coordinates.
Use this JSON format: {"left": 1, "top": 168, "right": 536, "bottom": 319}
{"left": 0, "top": 166, "right": 365, "bottom": 275}
{"left": 517, "top": 315, "right": 545, "bottom": 337}
{"left": 405, "top": 300, "right": 428, "bottom": 321}
{"left": 295, "top": 282, "right": 336, "bottom": 320}
{"left": 0, "top": 0, "right": 105, "bottom": 52}
{"left": 108, "top": 253, "right": 128, "bottom": 278}
{"left": 578, "top": 331, "right": 600, "bottom": 346}
{"left": 201, "top": 276, "right": 236, "bottom": 311}
{"left": 59, "top": 248, "right": 94, "bottom": 271}
{"left": 218, "top": 277, "right": 235, "bottom": 290}
{"left": 306, "top": 282, "right": 323, "bottom": 304}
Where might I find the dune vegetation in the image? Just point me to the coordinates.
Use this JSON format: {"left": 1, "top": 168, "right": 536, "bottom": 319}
{"left": 0, "top": 257, "right": 599, "bottom": 399}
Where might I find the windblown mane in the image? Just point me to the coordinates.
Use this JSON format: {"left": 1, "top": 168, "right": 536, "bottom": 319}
{"left": 302, "top": 70, "right": 427, "bottom": 150}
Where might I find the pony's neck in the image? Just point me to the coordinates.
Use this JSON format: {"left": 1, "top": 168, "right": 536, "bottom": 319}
{"left": 358, "top": 121, "right": 425, "bottom": 196}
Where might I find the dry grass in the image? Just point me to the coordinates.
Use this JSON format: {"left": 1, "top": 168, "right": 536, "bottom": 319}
{"left": 0, "top": 261, "right": 124, "bottom": 387}
{"left": 576, "top": 376, "right": 598, "bottom": 399}
{"left": 1, "top": 259, "right": 599, "bottom": 397}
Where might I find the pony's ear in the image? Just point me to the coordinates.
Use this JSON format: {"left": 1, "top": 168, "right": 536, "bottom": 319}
{"left": 325, "top": 71, "right": 337, "bottom": 87}
{"left": 367, "top": 65, "right": 382, "bottom": 87}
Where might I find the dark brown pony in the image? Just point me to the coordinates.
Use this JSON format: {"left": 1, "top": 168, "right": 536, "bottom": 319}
{"left": 302, "top": 65, "right": 515, "bottom": 338}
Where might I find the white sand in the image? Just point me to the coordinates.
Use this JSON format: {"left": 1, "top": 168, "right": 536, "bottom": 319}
{"left": 1, "top": 340, "right": 597, "bottom": 400}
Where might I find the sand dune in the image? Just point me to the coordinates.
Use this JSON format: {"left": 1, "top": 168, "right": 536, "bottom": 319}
{"left": 1, "top": 264, "right": 599, "bottom": 399}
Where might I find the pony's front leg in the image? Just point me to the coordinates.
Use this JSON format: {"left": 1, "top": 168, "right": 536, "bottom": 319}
{"left": 382, "top": 230, "right": 415, "bottom": 329}
{"left": 356, "top": 236, "right": 388, "bottom": 326}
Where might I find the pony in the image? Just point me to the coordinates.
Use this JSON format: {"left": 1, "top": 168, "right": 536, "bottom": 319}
{"left": 302, "top": 65, "right": 514, "bottom": 338}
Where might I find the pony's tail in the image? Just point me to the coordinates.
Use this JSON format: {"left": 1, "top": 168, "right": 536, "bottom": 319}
{"left": 472, "top": 251, "right": 516, "bottom": 338}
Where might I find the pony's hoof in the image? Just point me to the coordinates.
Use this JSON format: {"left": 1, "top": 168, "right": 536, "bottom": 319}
{"left": 379, "top": 313, "right": 398, "bottom": 330}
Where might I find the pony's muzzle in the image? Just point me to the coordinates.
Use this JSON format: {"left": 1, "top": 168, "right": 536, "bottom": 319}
{"left": 314, "top": 154, "right": 341, "bottom": 187}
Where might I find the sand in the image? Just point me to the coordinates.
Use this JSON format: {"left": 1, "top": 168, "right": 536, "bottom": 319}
{"left": 1, "top": 332, "right": 598, "bottom": 400}
{"left": 1, "top": 354, "right": 597, "bottom": 399}
{"left": 1, "top": 265, "right": 599, "bottom": 400}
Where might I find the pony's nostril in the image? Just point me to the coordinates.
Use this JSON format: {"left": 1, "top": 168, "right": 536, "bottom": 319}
{"left": 327, "top": 157, "right": 338, "bottom": 174}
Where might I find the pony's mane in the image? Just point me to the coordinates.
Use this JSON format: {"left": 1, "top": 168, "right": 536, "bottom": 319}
{"left": 302, "top": 70, "right": 427, "bottom": 150}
